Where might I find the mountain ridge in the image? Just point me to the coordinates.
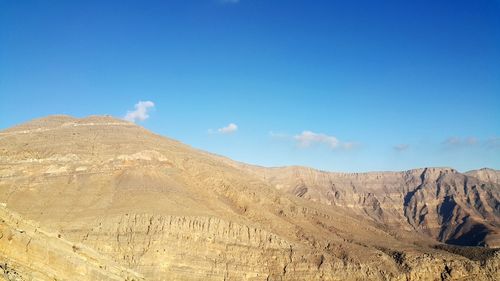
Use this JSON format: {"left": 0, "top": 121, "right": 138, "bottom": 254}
{"left": 4, "top": 114, "right": 497, "bottom": 175}
{"left": 0, "top": 115, "right": 499, "bottom": 280}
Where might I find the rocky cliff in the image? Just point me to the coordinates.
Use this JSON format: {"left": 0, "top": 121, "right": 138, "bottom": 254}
{"left": 0, "top": 204, "right": 144, "bottom": 281}
{"left": 242, "top": 165, "right": 500, "bottom": 248}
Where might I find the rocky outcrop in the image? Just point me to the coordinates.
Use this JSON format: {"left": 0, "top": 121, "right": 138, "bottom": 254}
{"left": 59, "top": 213, "right": 500, "bottom": 281}
{"left": 0, "top": 204, "right": 144, "bottom": 281}
{"left": 64, "top": 214, "right": 294, "bottom": 278}
{"left": 466, "top": 168, "right": 500, "bottom": 185}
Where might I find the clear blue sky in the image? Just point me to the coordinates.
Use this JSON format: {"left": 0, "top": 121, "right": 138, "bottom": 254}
{"left": 1, "top": 0, "right": 499, "bottom": 172}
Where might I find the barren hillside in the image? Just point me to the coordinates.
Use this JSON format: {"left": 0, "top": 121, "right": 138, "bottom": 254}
{"left": 0, "top": 115, "right": 499, "bottom": 280}
{"left": 239, "top": 165, "right": 500, "bottom": 247}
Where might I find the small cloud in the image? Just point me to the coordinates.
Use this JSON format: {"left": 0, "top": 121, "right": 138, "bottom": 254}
{"left": 124, "top": 101, "right": 155, "bottom": 122}
{"left": 443, "top": 136, "right": 478, "bottom": 147}
{"left": 293, "top": 131, "right": 354, "bottom": 150}
{"left": 219, "top": 0, "right": 240, "bottom": 4}
{"left": 443, "top": 136, "right": 500, "bottom": 150}
{"left": 443, "top": 137, "right": 461, "bottom": 146}
{"left": 465, "top": 137, "right": 478, "bottom": 145}
{"left": 217, "top": 123, "right": 238, "bottom": 134}
{"left": 485, "top": 137, "right": 500, "bottom": 149}
{"left": 393, "top": 144, "right": 410, "bottom": 152}
{"left": 295, "top": 131, "right": 338, "bottom": 148}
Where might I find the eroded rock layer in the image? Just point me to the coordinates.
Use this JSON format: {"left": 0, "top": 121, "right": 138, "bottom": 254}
{"left": 241, "top": 165, "right": 500, "bottom": 247}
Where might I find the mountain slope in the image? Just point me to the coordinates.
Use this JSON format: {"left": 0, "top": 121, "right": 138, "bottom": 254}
{"left": 0, "top": 115, "right": 499, "bottom": 280}
{"left": 466, "top": 168, "right": 500, "bottom": 185}
{"left": 240, "top": 165, "right": 500, "bottom": 247}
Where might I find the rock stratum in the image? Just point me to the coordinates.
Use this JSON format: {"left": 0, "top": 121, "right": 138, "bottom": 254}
{"left": 0, "top": 115, "right": 499, "bottom": 280}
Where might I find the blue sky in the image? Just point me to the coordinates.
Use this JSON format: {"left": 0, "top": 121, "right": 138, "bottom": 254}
{"left": 1, "top": 0, "right": 499, "bottom": 172}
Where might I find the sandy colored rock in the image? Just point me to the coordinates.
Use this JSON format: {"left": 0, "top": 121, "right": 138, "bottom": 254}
{"left": 240, "top": 165, "right": 500, "bottom": 247}
{"left": 0, "top": 115, "right": 499, "bottom": 280}
{"left": 0, "top": 204, "right": 144, "bottom": 281}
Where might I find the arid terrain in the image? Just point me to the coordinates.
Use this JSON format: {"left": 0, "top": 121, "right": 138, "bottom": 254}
{"left": 0, "top": 115, "right": 499, "bottom": 280}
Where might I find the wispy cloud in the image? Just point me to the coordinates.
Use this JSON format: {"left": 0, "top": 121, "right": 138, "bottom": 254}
{"left": 443, "top": 136, "right": 478, "bottom": 147}
{"left": 293, "top": 131, "right": 354, "bottom": 150}
{"left": 485, "top": 137, "right": 500, "bottom": 149}
{"left": 441, "top": 136, "right": 500, "bottom": 150}
{"left": 124, "top": 101, "right": 155, "bottom": 122}
{"left": 393, "top": 144, "right": 410, "bottom": 152}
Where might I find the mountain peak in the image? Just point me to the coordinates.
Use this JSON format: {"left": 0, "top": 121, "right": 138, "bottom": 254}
{"left": 1, "top": 114, "right": 136, "bottom": 134}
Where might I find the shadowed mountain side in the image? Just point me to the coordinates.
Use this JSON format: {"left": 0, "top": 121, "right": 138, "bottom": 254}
{"left": 238, "top": 165, "right": 500, "bottom": 248}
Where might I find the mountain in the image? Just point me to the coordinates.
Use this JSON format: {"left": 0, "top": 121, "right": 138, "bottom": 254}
{"left": 239, "top": 165, "right": 500, "bottom": 247}
{"left": 466, "top": 168, "right": 500, "bottom": 185}
{"left": 0, "top": 115, "right": 499, "bottom": 280}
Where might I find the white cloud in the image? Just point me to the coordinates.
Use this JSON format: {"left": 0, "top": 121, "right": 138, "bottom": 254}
{"left": 393, "top": 144, "right": 410, "bottom": 152}
{"left": 217, "top": 123, "right": 238, "bottom": 134}
{"left": 294, "top": 131, "right": 354, "bottom": 149}
{"left": 295, "top": 131, "right": 339, "bottom": 148}
{"left": 124, "top": 101, "right": 155, "bottom": 122}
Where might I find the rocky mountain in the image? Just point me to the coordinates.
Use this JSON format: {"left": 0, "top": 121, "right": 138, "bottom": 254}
{"left": 466, "top": 168, "right": 500, "bottom": 185}
{"left": 0, "top": 115, "right": 499, "bottom": 280}
{"left": 240, "top": 166, "right": 500, "bottom": 248}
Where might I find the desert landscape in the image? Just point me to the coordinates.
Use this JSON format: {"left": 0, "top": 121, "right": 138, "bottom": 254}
{"left": 1, "top": 1, "right": 499, "bottom": 280}
{"left": 0, "top": 115, "right": 498, "bottom": 280}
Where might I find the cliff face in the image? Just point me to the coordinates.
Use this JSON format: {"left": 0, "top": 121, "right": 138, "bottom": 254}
{"left": 0, "top": 115, "right": 499, "bottom": 280}
{"left": 243, "top": 166, "right": 500, "bottom": 248}
{"left": 0, "top": 204, "right": 144, "bottom": 281}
